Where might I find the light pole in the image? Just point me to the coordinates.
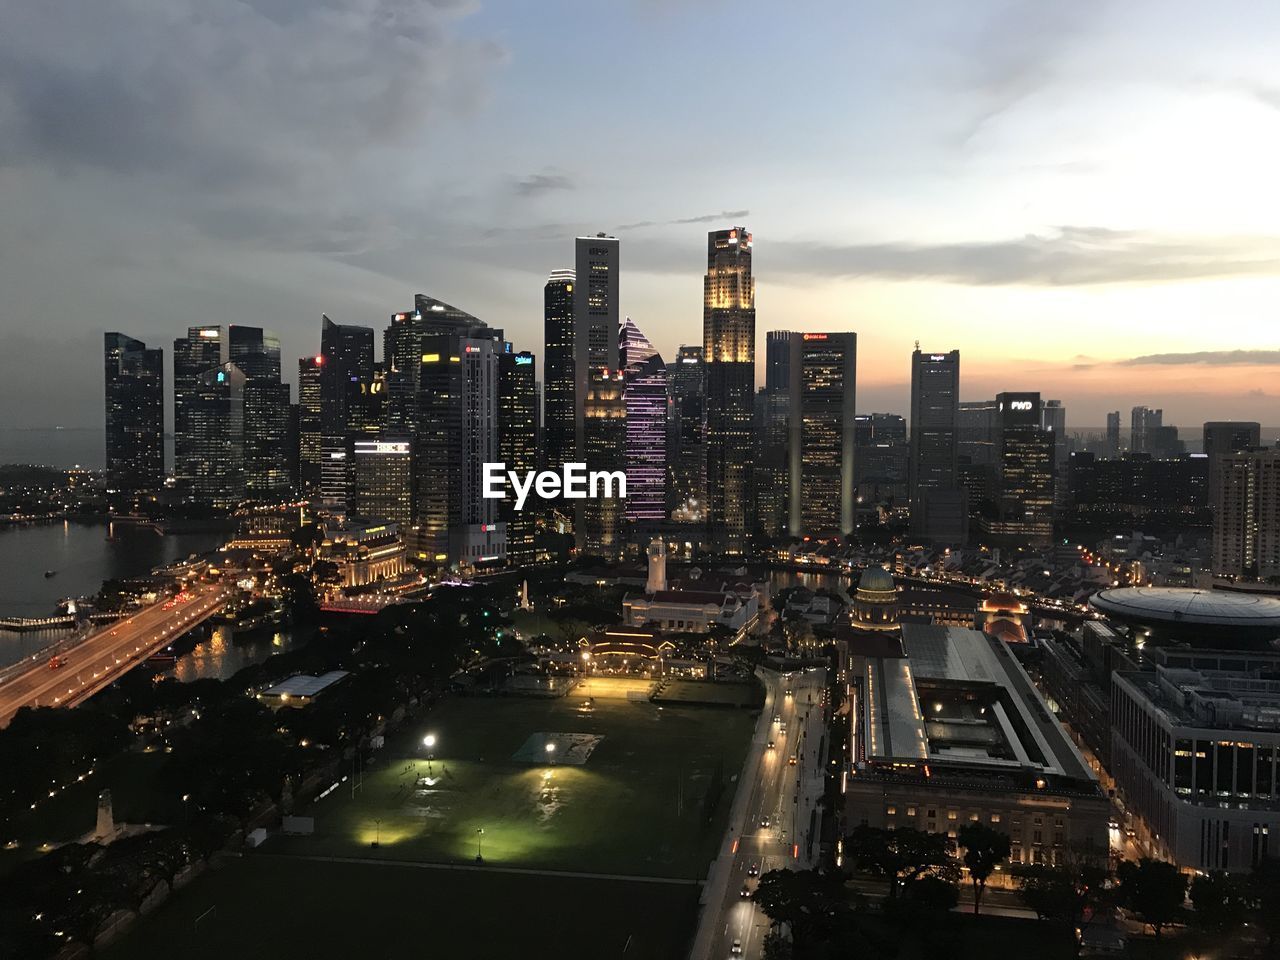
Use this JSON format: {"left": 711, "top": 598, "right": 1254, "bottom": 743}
{"left": 545, "top": 741, "right": 556, "bottom": 766}
{"left": 475, "top": 827, "right": 484, "bottom": 862}
{"left": 372, "top": 817, "right": 382, "bottom": 848}
{"left": 423, "top": 733, "right": 436, "bottom": 776}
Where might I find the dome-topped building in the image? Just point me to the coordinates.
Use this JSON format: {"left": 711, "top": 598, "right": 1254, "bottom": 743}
{"left": 853, "top": 566, "right": 900, "bottom": 632}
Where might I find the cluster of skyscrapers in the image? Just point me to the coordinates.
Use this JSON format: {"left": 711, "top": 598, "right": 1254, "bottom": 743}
{"left": 102, "top": 226, "right": 1280, "bottom": 577}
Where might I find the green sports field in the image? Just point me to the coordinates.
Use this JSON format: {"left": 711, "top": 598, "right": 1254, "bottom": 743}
{"left": 269, "top": 682, "right": 757, "bottom": 879}
{"left": 102, "top": 855, "right": 701, "bottom": 960}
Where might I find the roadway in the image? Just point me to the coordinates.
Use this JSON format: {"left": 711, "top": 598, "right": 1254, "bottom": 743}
{"left": 0, "top": 582, "right": 231, "bottom": 726}
{"left": 701, "top": 665, "right": 829, "bottom": 960}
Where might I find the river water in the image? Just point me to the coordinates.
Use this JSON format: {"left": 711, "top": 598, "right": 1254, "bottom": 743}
{"left": 0, "top": 520, "right": 305, "bottom": 678}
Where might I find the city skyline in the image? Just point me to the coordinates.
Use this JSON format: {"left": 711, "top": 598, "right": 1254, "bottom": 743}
{"left": 5, "top": 2, "right": 1280, "bottom": 429}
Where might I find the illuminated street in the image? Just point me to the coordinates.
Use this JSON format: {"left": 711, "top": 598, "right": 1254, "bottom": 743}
{"left": 0, "top": 582, "right": 230, "bottom": 726}
{"left": 699, "top": 666, "right": 828, "bottom": 960}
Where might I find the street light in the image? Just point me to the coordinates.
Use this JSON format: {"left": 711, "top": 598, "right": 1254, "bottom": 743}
{"left": 545, "top": 741, "right": 556, "bottom": 766}
{"left": 475, "top": 827, "right": 485, "bottom": 862}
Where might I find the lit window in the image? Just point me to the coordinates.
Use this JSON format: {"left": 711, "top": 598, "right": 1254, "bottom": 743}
{"left": 947, "top": 811, "right": 958, "bottom": 821}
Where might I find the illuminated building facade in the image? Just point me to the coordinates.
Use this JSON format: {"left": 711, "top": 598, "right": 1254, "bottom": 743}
{"left": 173, "top": 325, "right": 226, "bottom": 494}
{"left": 574, "top": 236, "right": 619, "bottom": 461}
{"left": 1204, "top": 421, "right": 1261, "bottom": 510}
{"left": 757, "top": 331, "right": 791, "bottom": 538}
{"left": 581, "top": 369, "right": 627, "bottom": 558}
{"left": 188, "top": 362, "right": 246, "bottom": 508}
{"left": 318, "top": 316, "right": 374, "bottom": 505}
{"left": 909, "top": 348, "right": 965, "bottom": 542}
{"left": 414, "top": 327, "right": 505, "bottom": 567}
{"left": 620, "top": 318, "right": 668, "bottom": 528}
{"left": 983, "top": 392, "right": 1055, "bottom": 545}
{"left": 352, "top": 440, "right": 413, "bottom": 527}
{"left": 1212, "top": 447, "right": 1280, "bottom": 580}
{"left": 670, "top": 344, "right": 706, "bottom": 523}
{"left": 103, "top": 333, "right": 164, "bottom": 490}
{"left": 703, "top": 226, "right": 755, "bottom": 553}
{"left": 297, "top": 355, "right": 324, "bottom": 490}
{"left": 543, "top": 268, "right": 577, "bottom": 473}
{"left": 499, "top": 348, "right": 539, "bottom": 568}
{"left": 787, "top": 331, "right": 857, "bottom": 538}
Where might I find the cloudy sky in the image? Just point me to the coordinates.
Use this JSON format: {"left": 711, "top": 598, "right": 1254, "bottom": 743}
{"left": 3, "top": 0, "right": 1280, "bottom": 434}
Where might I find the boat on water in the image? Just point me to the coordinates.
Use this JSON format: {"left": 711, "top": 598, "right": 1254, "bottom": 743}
{"left": 44, "top": 570, "right": 57, "bottom": 578}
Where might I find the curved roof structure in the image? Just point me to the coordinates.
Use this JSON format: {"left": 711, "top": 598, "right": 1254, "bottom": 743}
{"left": 1089, "top": 587, "right": 1280, "bottom": 646}
{"left": 858, "top": 566, "right": 896, "bottom": 594}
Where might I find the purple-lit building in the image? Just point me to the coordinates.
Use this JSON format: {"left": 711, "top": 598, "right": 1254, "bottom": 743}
{"left": 620, "top": 317, "right": 669, "bottom": 528}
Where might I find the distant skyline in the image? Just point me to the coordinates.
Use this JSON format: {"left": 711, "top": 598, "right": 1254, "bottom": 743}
{"left": 3, "top": 0, "right": 1280, "bottom": 428}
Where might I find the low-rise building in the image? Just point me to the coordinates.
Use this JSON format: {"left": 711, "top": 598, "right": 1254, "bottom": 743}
{"left": 845, "top": 623, "right": 1109, "bottom": 866}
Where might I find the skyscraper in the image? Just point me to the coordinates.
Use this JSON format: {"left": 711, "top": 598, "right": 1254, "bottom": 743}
{"left": 543, "top": 268, "right": 576, "bottom": 473}
{"left": 413, "top": 322, "right": 505, "bottom": 567}
{"left": 499, "top": 348, "right": 539, "bottom": 569}
{"left": 188, "top": 363, "right": 246, "bottom": 508}
{"left": 573, "top": 236, "right": 619, "bottom": 462}
{"left": 620, "top": 318, "right": 668, "bottom": 530}
{"left": 581, "top": 369, "right": 627, "bottom": 558}
{"left": 757, "top": 331, "right": 791, "bottom": 538}
{"left": 1106, "top": 411, "right": 1121, "bottom": 457}
{"left": 1131, "top": 406, "right": 1163, "bottom": 454}
{"left": 670, "top": 345, "right": 706, "bottom": 524}
{"left": 1212, "top": 448, "right": 1280, "bottom": 580}
{"left": 103, "top": 333, "right": 164, "bottom": 491}
{"left": 173, "top": 325, "right": 226, "bottom": 494}
{"left": 787, "top": 332, "right": 857, "bottom": 538}
{"left": 703, "top": 226, "right": 755, "bottom": 553}
{"left": 1204, "top": 421, "right": 1262, "bottom": 510}
{"left": 909, "top": 349, "right": 964, "bottom": 541}
{"left": 319, "top": 316, "right": 374, "bottom": 505}
{"left": 985, "top": 392, "right": 1055, "bottom": 545}
{"left": 228, "top": 326, "right": 290, "bottom": 499}
{"left": 297, "top": 355, "right": 324, "bottom": 490}
{"left": 352, "top": 439, "right": 413, "bottom": 528}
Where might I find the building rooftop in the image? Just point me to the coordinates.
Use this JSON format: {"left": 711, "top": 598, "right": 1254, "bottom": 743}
{"left": 1091, "top": 587, "right": 1280, "bottom": 628}
{"left": 261, "top": 671, "right": 349, "bottom": 700}
{"left": 858, "top": 624, "right": 1097, "bottom": 787}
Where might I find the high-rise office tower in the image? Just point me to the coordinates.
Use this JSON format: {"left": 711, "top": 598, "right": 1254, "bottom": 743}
{"left": 352, "top": 439, "right": 413, "bottom": 528}
{"left": 224, "top": 326, "right": 290, "bottom": 499}
{"left": 854, "top": 413, "right": 909, "bottom": 510}
{"left": 787, "top": 332, "right": 857, "bottom": 538}
{"left": 620, "top": 318, "right": 668, "bottom": 531}
{"left": 414, "top": 324, "right": 505, "bottom": 567}
{"left": 187, "top": 363, "right": 247, "bottom": 508}
{"left": 1106, "top": 411, "right": 1121, "bottom": 457}
{"left": 909, "top": 349, "right": 965, "bottom": 541}
{"left": 319, "top": 316, "right": 374, "bottom": 505}
{"left": 670, "top": 345, "right": 706, "bottom": 524}
{"left": 573, "top": 236, "right": 619, "bottom": 460}
{"left": 985, "top": 392, "right": 1055, "bottom": 545}
{"left": 1212, "top": 448, "right": 1280, "bottom": 580}
{"left": 103, "top": 333, "right": 164, "bottom": 491}
{"left": 756, "top": 331, "right": 791, "bottom": 538}
{"left": 1204, "top": 421, "right": 1262, "bottom": 510}
{"left": 581, "top": 369, "right": 627, "bottom": 558}
{"left": 957, "top": 399, "right": 998, "bottom": 465}
{"left": 703, "top": 226, "right": 755, "bottom": 553}
{"left": 1131, "top": 406, "right": 1163, "bottom": 454}
{"left": 543, "top": 268, "right": 576, "bottom": 473}
{"left": 297, "top": 355, "right": 324, "bottom": 489}
{"left": 499, "top": 349, "right": 539, "bottom": 569}
{"left": 173, "top": 325, "right": 226, "bottom": 493}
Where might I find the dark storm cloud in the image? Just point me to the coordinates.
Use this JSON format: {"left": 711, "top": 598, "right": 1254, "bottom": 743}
{"left": 0, "top": 1, "right": 502, "bottom": 220}
{"left": 767, "top": 227, "right": 1280, "bottom": 286}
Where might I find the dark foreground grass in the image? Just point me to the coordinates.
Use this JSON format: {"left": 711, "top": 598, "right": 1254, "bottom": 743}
{"left": 103, "top": 854, "right": 700, "bottom": 960}
{"left": 268, "top": 689, "right": 755, "bottom": 878}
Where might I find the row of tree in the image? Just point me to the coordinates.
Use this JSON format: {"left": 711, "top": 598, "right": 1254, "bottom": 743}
{"left": 751, "top": 823, "right": 1280, "bottom": 959}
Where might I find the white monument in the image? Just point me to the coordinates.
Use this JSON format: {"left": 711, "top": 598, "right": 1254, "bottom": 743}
{"left": 646, "top": 537, "right": 667, "bottom": 594}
